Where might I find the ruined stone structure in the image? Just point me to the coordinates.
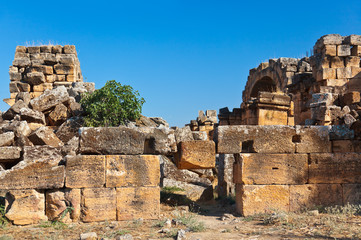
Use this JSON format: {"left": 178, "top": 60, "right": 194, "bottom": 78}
{"left": 5, "top": 45, "right": 83, "bottom": 107}
{"left": 219, "top": 34, "right": 361, "bottom": 127}
{"left": 216, "top": 34, "right": 361, "bottom": 216}
{"left": 1, "top": 34, "right": 361, "bottom": 225}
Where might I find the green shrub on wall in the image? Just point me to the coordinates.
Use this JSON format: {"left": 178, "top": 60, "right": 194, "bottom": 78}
{"left": 80, "top": 80, "right": 145, "bottom": 127}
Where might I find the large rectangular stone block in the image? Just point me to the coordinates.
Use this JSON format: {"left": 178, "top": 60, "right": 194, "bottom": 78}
{"left": 5, "top": 189, "right": 47, "bottom": 225}
{"left": 106, "top": 155, "right": 160, "bottom": 187}
{"left": 0, "top": 146, "right": 64, "bottom": 189}
{"left": 0, "top": 146, "right": 21, "bottom": 161}
{"left": 216, "top": 125, "right": 296, "bottom": 154}
{"left": 309, "top": 153, "right": 361, "bottom": 183}
{"left": 233, "top": 153, "right": 308, "bottom": 185}
{"left": 81, "top": 188, "right": 116, "bottom": 222}
{"left": 295, "top": 126, "right": 331, "bottom": 153}
{"left": 235, "top": 184, "right": 289, "bottom": 216}
{"left": 257, "top": 109, "right": 288, "bottom": 125}
{"left": 290, "top": 184, "right": 342, "bottom": 211}
{"left": 217, "top": 154, "right": 235, "bottom": 197}
{"left": 116, "top": 187, "right": 159, "bottom": 220}
{"left": 66, "top": 155, "right": 105, "bottom": 188}
{"left": 80, "top": 127, "right": 146, "bottom": 155}
{"left": 45, "top": 188, "right": 81, "bottom": 222}
{"left": 175, "top": 140, "right": 215, "bottom": 169}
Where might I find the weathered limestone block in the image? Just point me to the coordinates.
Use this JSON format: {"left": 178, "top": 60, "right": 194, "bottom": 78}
{"left": 337, "top": 45, "right": 351, "bottom": 56}
{"left": 323, "top": 45, "right": 337, "bottom": 56}
{"left": 5, "top": 190, "right": 47, "bottom": 225}
{"left": 2, "top": 100, "right": 28, "bottom": 120}
{"left": 28, "top": 126, "right": 64, "bottom": 147}
{"left": 336, "top": 67, "right": 352, "bottom": 79}
{"left": 16, "top": 92, "right": 31, "bottom": 104}
{"left": 19, "top": 107, "right": 46, "bottom": 124}
{"left": 217, "top": 154, "right": 235, "bottom": 197}
{"left": 0, "top": 146, "right": 21, "bottom": 161}
{"left": 52, "top": 45, "right": 63, "bottom": 54}
{"left": 0, "top": 132, "right": 14, "bottom": 147}
{"left": 316, "top": 68, "right": 336, "bottom": 81}
{"left": 33, "top": 83, "right": 53, "bottom": 92}
{"left": 175, "top": 140, "right": 215, "bottom": 169}
{"left": 29, "top": 65, "right": 53, "bottom": 75}
{"left": 343, "top": 184, "right": 361, "bottom": 205}
{"left": 81, "top": 188, "right": 116, "bottom": 222}
{"left": 139, "top": 127, "right": 177, "bottom": 155}
{"left": 345, "top": 56, "right": 360, "bottom": 67}
{"left": 30, "top": 86, "right": 70, "bottom": 112}
{"left": 116, "top": 187, "right": 159, "bottom": 220}
{"left": 309, "top": 153, "right": 361, "bottom": 183}
{"left": 295, "top": 126, "right": 331, "bottom": 153}
{"left": 192, "top": 131, "right": 208, "bottom": 140}
{"left": 9, "top": 81, "right": 30, "bottom": 92}
{"left": 216, "top": 125, "right": 296, "bottom": 154}
{"left": 40, "top": 46, "right": 52, "bottom": 53}
{"left": 54, "top": 64, "right": 75, "bottom": 75}
{"left": 55, "top": 117, "right": 83, "bottom": 143}
{"left": 345, "top": 35, "right": 361, "bottom": 45}
{"left": 63, "top": 45, "right": 76, "bottom": 54}
{"left": 235, "top": 184, "right": 290, "bottom": 216}
{"left": 79, "top": 127, "right": 146, "bottom": 155}
{"left": 0, "top": 146, "right": 64, "bottom": 189}
{"left": 12, "top": 58, "right": 31, "bottom": 67}
{"left": 162, "top": 178, "right": 213, "bottom": 202}
{"left": 290, "top": 184, "right": 342, "bottom": 211}
{"left": 45, "top": 189, "right": 81, "bottom": 222}
{"left": 317, "top": 34, "right": 344, "bottom": 46}
{"left": 233, "top": 153, "right": 308, "bottom": 185}
{"left": 257, "top": 109, "right": 288, "bottom": 125}
{"left": 66, "top": 155, "right": 105, "bottom": 188}
{"left": 2, "top": 121, "right": 31, "bottom": 138}
{"left": 106, "top": 155, "right": 160, "bottom": 187}
{"left": 351, "top": 45, "right": 361, "bottom": 57}
{"left": 161, "top": 155, "right": 211, "bottom": 185}
{"left": 174, "top": 126, "right": 194, "bottom": 144}
{"left": 26, "top": 72, "right": 46, "bottom": 85}
{"left": 48, "top": 103, "right": 69, "bottom": 125}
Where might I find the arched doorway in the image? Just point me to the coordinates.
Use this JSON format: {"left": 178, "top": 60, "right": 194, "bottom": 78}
{"left": 250, "top": 77, "right": 277, "bottom": 98}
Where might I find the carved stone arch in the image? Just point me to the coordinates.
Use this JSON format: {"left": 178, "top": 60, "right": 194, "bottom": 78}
{"left": 249, "top": 76, "right": 278, "bottom": 98}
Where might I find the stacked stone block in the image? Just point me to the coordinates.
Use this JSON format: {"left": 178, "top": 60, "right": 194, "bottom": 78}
{"left": 215, "top": 125, "right": 361, "bottom": 216}
{"left": 5, "top": 45, "right": 83, "bottom": 106}
{"left": 1, "top": 127, "right": 163, "bottom": 225}
{"left": 187, "top": 110, "right": 217, "bottom": 141}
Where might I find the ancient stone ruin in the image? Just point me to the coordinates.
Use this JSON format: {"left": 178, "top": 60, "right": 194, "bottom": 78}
{"left": 0, "top": 34, "right": 361, "bottom": 226}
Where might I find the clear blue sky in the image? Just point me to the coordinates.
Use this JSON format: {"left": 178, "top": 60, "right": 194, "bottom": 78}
{"left": 0, "top": 1, "right": 360, "bottom": 126}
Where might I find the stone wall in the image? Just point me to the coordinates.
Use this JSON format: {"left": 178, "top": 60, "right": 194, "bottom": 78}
{"left": 215, "top": 125, "right": 361, "bottom": 216}
{"left": 219, "top": 34, "right": 361, "bottom": 126}
{"left": 5, "top": 45, "right": 83, "bottom": 107}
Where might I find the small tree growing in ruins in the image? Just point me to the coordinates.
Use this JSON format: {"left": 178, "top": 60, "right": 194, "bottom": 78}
{"left": 80, "top": 80, "right": 145, "bottom": 127}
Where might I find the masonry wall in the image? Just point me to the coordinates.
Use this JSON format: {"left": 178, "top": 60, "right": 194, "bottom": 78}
{"left": 215, "top": 125, "right": 361, "bottom": 216}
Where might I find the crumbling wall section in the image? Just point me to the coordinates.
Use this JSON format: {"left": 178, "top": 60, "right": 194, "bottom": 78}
{"left": 215, "top": 125, "right": 361, "bottom": 216}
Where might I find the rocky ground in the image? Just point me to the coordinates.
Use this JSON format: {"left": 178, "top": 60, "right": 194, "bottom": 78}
{"left": 1, "top": 199, "right": 361, "bottom": 240}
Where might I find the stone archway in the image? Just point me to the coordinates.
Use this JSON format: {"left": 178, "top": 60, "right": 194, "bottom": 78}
{"left": 249, "top": 76, "right": 278, "bottom": 98}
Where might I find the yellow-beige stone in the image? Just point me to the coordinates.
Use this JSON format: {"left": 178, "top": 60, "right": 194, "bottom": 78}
{"left": 116, "top": 187, "right": 159, "bottom": 220}
{"left": 5, "top": 189, "right": 47, "bottom": 225}
{"left": 66, "top": 155, "right": 105, "bottom": 188}
{"left": 309, "top": 153, "right": 361, "bottom": 184}
{"left": 175, "top": 140, "right": 215, "bottom": 169}
{"left": 290, "top": 184, "right": 342, "bottom": 211}
{"left": 80, "top": 188, "right": 116, "bottom": 222}
{"left": 236, "top": 184, "right": 289, "bottom": 216}
{"left": 233, "top": 153, "right": 308, "bottom": 185}
{"left": 106, "top": 155, "right": 160, "bottom": 187}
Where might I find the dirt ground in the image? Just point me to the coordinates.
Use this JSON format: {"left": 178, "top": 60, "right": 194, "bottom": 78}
{"left": 1, "top": 200, "right": 361, "bottom": 240}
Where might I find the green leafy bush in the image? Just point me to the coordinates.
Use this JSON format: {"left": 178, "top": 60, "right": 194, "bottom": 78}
{"left": 80, "top": 80, "right": 145, "bottom": 127}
